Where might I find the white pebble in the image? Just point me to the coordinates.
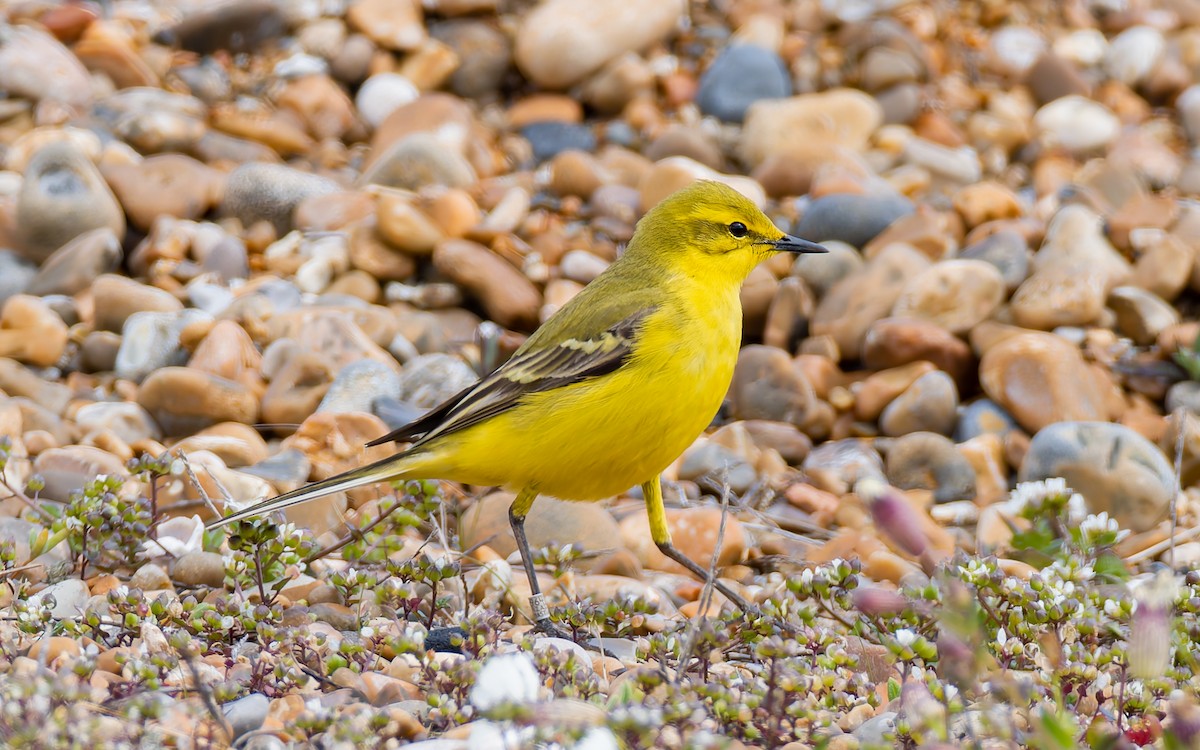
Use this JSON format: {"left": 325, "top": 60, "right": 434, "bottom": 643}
{"left": 356, "top": 73, "right": 420, "bottom": 129}
{"left": 470, "top": 652, "right": 540, "bottom": 711}
{"left": 1033, "top": 95, "right": 1120, "bottom": 154}
{"left": 1104, "top": 25, "right": 1164, "bottom": 86}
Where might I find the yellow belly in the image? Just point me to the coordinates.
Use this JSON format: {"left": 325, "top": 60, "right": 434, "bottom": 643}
{"left": 406, "top": 303, "right": 740, "bottom": 500}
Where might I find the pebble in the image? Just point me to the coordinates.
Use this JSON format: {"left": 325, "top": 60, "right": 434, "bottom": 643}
{"left": 1033, "top": 96, "right": 1121, "bottom": 154}
{"left": 0, "top": 26, "right": 93, "bottom": 108}
{"left": 1105, "top": 26, "right": 1164, "bottom": 87}
{"left": 360, "top": 133, "right": 477, "bottom": 190}
{"left": 0, "top": 295, "right": 68, "bottom": 367}
{"left": 978, "top": 332, "right": 1114, "bottom": 433}
{"left": 356, "top": 73, "right": 420, "bottom": 129}
{"left": 0, "top": 253, "right": 33, "bottom": 306}
{"left": 74, "top": 402, "right": 160, "bottom": 444}
{"left": 1108, "top": 286, "right": 1180, "bottom": 346}
{"left": 638, "top": 156, "right": 766, "bottom": 212}
{"left": 15, "top": 142, "right": 125, "bottom": 262}
{"left": 29, "top": 578, "right": 90, "bottom": 620}
{"left": 1020, "top": 422, "right": 1173, "bottom": 532}
{"left": 678, "top": 441, "right": 758, "bottom": 495}
{"left": 223, "top": 163, "right": 341, "bottom": 234}
{"left": 0, "top": 359, "right": 70, "bottom": 414}
{"left": 879, "top": 371, "right": 959, "bottom": 437}
{"left": 959, "top": 230, "right": 1029, "bottom": 294}
{"left": 129, "top": 563, "right": 172, "bottom": 592}
{"left": 954, "top": 399, "right": 1018, "bottom": 442}
{"left": 1025, "top": 52, "right": 1090, "bottom": 105}
{"left": 115, "top": 310, "right": 210, "bottom": 382}
{"left": 224, "top": 694, "right": 270, "bottom": 738}
{"left": 348, "top": 0, "right": 426, "bottom": 51}
{"left": 728, "top": 346, "right": 815, "bottom": 427}
{"left": 137, "top": 367, "right": 259, "bottom": 436}
{"left": 33, "top": 445, "right": 128, "bottom": 503}
{"left": 101, "top": 155, "right": 225, "bottom": 231}
{"left": 172, "top": 550, "right": 227, "bottom": 588}
{"left": 24, "top": 229, "right": 122, "bottom": 298}
{"left": 1010, "top": 267, "right": 1107, "bottom": 330}
{"left": 811, "top": 243, "right": 931, "bottom": 361}
{"left": 892, "top": 260, "right": 1005, "bottom": 335}
{"left": 696, "top": 44, "right": 791, "bottom": 123}
{"left": 93, "top": 275, "right": 184, "bottom": 333}
{"left": 432, "top": 240, "right": 540, "bottom": 329}
{"left": 740, "top": 89, "right": 882, "bottom": 168}
{"left": 159, "top": 1, "right": 287, "bottom": 54}
{"left": 522, "top": 122, "right": 597, "bottom": 162}
{"left": 433, "top": 21, "right": 513, "bottom": 100}
{"left": 514, "top": 0, "right": 684, "bottom": 89}
{"left": 619, "top": 506, "right": 748, "bottom": 575}
{"left": 317, "top": 359, "right": 403, "bottom": 415}
{"left": 793, "top": 193, "right": 914, "bottom": 249}
{"left": 861, "top": 318, "right": 972, "bottom": 385}
{"left": 459, "top": 492, "right": 621, "bottom": 558}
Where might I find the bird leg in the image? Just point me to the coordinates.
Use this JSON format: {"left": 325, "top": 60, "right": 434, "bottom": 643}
{"left": 641, "top": 477, "right": 757, "bottom": 616}
{"left": 508, "top": 488, "right": 570, "bottom": 639}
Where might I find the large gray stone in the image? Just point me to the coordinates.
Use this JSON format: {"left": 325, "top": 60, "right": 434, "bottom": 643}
{"left": 1019, "top": 421, "right": 1174, "bottom": 532}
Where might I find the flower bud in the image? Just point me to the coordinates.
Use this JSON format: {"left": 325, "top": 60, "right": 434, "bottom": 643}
{"left": 1128, "top": 569, "right": 1179, "bottom": 680}
{"left": 857, "top": 477, "right": 928, "bottom": 559}
{"left": 851, "top": 585, "right": 909, "bottom": 617}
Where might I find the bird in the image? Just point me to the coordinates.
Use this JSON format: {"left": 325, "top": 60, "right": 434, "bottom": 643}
{"left": 209, "top": 179, "right": 825, "bottom": 634}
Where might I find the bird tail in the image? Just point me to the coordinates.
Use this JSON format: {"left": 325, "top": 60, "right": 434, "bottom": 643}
{"left": 206, "top": 452, "right": 412, "bottom": 530}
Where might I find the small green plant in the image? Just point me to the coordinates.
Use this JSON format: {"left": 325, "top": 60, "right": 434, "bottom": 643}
{"left": 223, "top": 519, "right": 316, "bottom": 605}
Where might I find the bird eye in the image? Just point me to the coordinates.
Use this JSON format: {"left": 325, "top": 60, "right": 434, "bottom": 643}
{"left": 728, "top": 222, "right": 748, "bottom": 238}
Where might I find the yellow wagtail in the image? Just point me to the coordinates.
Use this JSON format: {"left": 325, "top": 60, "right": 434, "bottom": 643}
{"left": 209, "top": 180, "right": 825, "bottom": 633}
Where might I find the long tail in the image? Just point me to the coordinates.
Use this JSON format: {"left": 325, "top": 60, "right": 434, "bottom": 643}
{"left": 206, "top": 451, "right": 412, "bottom": 530}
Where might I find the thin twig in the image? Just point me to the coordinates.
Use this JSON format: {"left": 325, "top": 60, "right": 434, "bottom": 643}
{"left": 1171, "top": 407, "right": 1186, "bottom": 569}
{"left": 0, "top": 476, "right": 53, "bottom": 522}
{"left": 1124, "top": 524, "right": 1200, "bottom": 565}
{"left": 175, "top": 451, "right": 223, "bottom": 518}
{"left": 303, "top": 499, "right": 406, "bottom": 564}
{"left": 180, "top": 647, "right": 232, "bottom": 746}
{"left": 674, "top": 476, "right": 733, "bottom": 683}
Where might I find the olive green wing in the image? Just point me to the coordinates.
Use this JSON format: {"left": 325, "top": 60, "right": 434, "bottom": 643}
{"left": 367, "top": 305, "right": 655, "bottom": 449}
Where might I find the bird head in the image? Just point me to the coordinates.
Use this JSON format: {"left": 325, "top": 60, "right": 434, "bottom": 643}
{"left": 628, "top": 180, "right": 826, "bottom": 281}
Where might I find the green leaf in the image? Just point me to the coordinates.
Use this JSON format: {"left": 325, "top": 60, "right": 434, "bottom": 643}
{"left": 1092, "top": 553, "right": 1130, "bottom": 583}
{"left": 1009, "top": 523, "right": 1062, "bottom": 567}
{"left": 887, "top": 677, "right": 901, "bottom": 702}
{"left": 1036, "top": 705, "right": 1080, "bottom": 750}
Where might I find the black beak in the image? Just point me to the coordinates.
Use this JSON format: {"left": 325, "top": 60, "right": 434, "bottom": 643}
{"left": 770, "top": 234, "right": 827, "bottom": 254}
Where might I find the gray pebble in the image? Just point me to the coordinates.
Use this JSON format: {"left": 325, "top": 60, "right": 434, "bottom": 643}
{"left": 793, "top": 193, "right": 914, "bottom": 250}
{"left": 1020, "top": 421, "right": 1174, "bottom": 532}
{"left": 317, "top": 359, "right": 402, "bottom": 415}
{"left": 885, "top": 432, "right": 977, "bottom": 504}
{"left": 696, "top": 44, "right": 791, "bottom": 123}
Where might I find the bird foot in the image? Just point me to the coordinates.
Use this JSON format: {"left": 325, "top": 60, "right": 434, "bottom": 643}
{"left": 533, "top": 618, "right": 571, "bottom": 640}
{"left": 527, "top": 593, "right": 570, "bottom": 640}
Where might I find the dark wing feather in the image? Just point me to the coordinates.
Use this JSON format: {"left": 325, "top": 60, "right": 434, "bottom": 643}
{"left": 366, "top": 307, "right": 654, "bottom": 449}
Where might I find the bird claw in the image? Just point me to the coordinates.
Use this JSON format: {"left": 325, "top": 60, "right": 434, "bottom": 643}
{"left": 533, "top": 618, "right": 571, "bottom": 641}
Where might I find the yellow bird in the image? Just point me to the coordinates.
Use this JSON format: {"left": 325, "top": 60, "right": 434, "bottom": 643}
{"left": 209, "top": 180, "right": 825, "bottom": 633}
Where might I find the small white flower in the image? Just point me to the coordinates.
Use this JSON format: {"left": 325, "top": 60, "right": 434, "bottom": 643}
{"left": 467, "top": 720, "right": 531, "bottom": 750}
{"left": 895, "top": 629, "right": 917, "bottom": 647}
{"left": 575, "top": 727, "right": 620, "bottom": 750}
{"left": 471, "top": 652, "right": 540, "bottom": 711}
